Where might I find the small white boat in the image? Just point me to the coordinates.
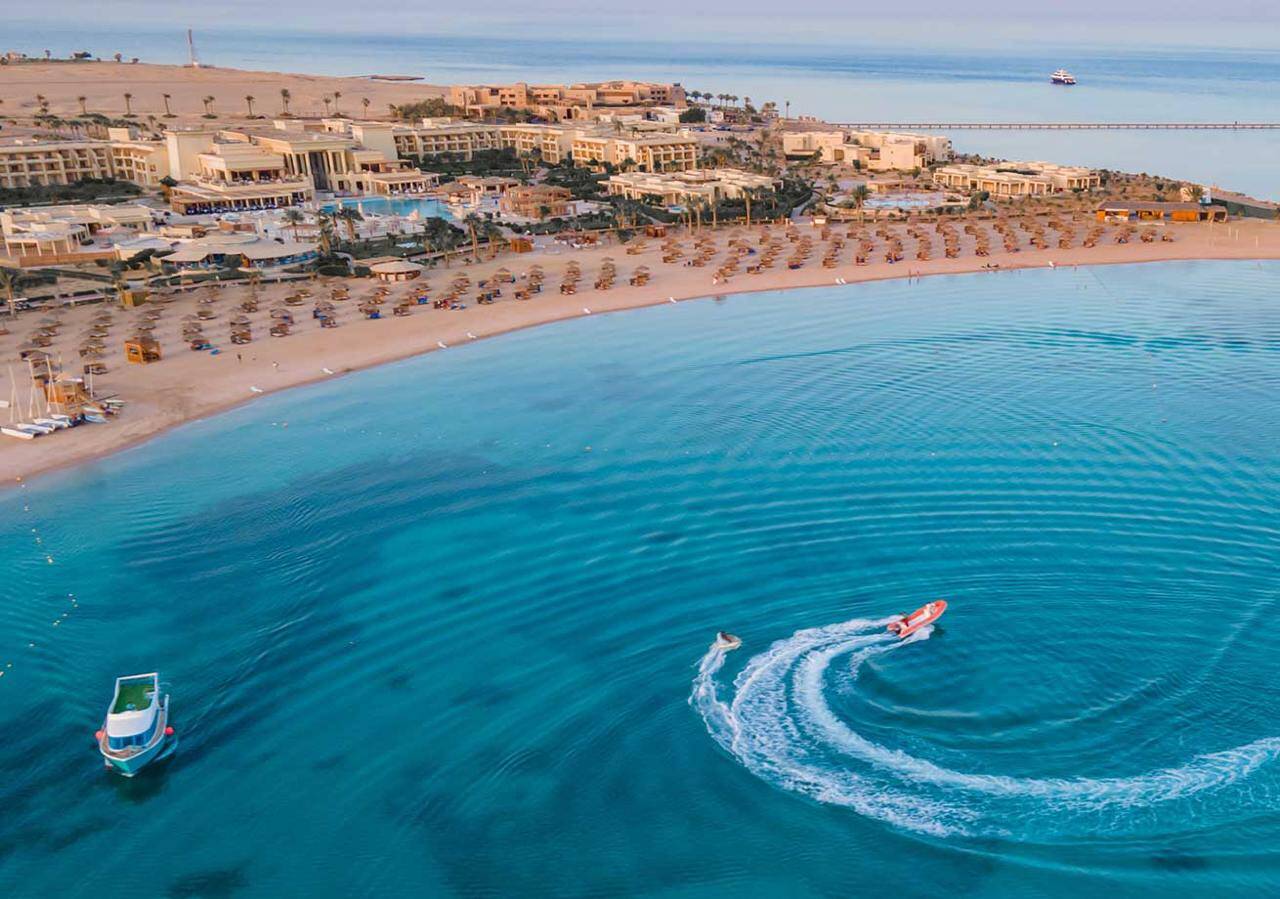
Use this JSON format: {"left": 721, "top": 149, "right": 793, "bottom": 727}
{"left": 1, "top": 426, "right": 35, "bottom": 440}
{"left": 16, "top": 421, "right": 54, "bottom": 436}
{"left": 97, "top": 673, "right": 175, "bottom": 777}
{"left": 34, "top": 417, "right": 70, "bottom": 430}
{"left": 1051, "top": 69, "right": 1077, "bottom": 85}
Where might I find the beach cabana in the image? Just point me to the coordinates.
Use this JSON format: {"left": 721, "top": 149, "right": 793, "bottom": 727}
{"left": 124, "top": 337, "right": 162, "bottom": 365}
{"left": 1095, "top": 202, "right": 1227, "bottom": 224}
{"left": 369, "top": 260, "right": 427, "bottom": 283}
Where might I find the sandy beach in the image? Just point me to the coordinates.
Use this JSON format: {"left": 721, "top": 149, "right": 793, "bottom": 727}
{"left": 2, "top": 216, "right": 1277, "bottom": 484}
{"left": 0, "top": 61, "right": 445, "bottom": 122}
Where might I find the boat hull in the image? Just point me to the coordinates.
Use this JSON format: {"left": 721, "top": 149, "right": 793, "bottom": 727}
{"left": 103, "top": 735, "right": 172, "bottom": 776}
{"left": 99, "top": 692, "right": 173, "bottom": 776}
{"left": 888, "top": 600, "right": 947, "bottom": 638}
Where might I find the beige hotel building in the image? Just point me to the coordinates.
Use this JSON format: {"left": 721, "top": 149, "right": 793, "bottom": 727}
{"left": 933, "top": 162, "right": 1100, "bottom": 197}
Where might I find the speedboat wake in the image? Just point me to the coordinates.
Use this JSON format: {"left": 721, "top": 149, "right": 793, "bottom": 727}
{"left": 690, "top": 616, "right": 1280, "bottom": 838}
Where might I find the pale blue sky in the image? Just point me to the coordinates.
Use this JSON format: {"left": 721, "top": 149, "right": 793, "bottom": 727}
{"left": 13, "top": 1, "right": 1280, "bottom": 48}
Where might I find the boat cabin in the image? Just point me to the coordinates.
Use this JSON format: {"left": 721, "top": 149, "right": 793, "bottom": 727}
{"left": 104, "top": 674, "right": 160, "bottom": 751}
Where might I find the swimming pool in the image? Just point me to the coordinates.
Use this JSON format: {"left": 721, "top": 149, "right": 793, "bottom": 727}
{"left": 864, "top": 191, "right": 950, "bottom": 210}
{"left": 321, "top": 195, "right": 455, "bottom": 220}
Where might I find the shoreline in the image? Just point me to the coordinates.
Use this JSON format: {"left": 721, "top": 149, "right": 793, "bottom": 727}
{"left": 4, "top": 221, "right": 1279, "bottom": 487}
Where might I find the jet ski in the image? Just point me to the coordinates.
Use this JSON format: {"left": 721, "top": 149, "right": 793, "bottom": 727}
{"left": 887, "top": 600, "right": 947, "bottom": 638}
{"left": 714, "top": 631, "right": 742, "bottom": 651}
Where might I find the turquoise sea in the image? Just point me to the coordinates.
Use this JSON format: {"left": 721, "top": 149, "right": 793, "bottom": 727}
{"left": 2, "top": 261, "right": 1279, "bottom": 896}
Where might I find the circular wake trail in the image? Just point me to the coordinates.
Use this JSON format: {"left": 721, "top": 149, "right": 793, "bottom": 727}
{"left": 691, "top": 617, "right": 1280, "bottom": 838}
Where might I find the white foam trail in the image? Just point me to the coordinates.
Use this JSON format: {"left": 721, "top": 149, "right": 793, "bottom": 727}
{"left": 692, "top": 615, "right": 1280, "bottom": 837}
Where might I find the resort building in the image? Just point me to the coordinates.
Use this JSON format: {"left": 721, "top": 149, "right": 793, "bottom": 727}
{"left": 0, "top": 127, "right": 174, "bottom": 190}
{"left": 391, "top": 120, "right": 504, "bottom": 161}
{"left": 447, "top": 81, "right": 686, "bottom": 119}
{"left": 1, "top": 203, "right": 156, "bottom": 258}
{"left": 0, "top": 137, "right": 117, "bottom": 188}
{"left": 570, "top": 131, "right": 699, "bottom": 172}
{"left": 217, "top": 127, "right": 424, "bottom": 195}
{"left": 161, "top": 124, "right": 431, "bottom": 212}
{"left": 390, "top": 119, "right": 700, "bottom": 171}
{"left": 160, "top": 233, "right": 319, "bottom": 272}
{"left": 783, "top": 130, "right": 951, "bottom": 170}
{"left": 1095, "top": 201, "right": 1227, "bottom": 223}
{"left": 498, "top": 124, "right": 577, "bottom": 165}
{"left": 782, "top": 131, "right": 857, "bottom": 164}
{"left": 499, "top": 184, "right": 574, "bottom": 219}
{"left": 164, "top": 132, "right": 316, "bottom": 214}
{"left": 848, "top": 131, "right": 952, "bottom": 171}
{"left": 106, "top": 130, "right": 170, "bottom": 187}
{"left": 604, "top": 169, "right": 779, "bottom": 206}
{"left": 933, "top": 162, "right": 1101, "bottom": 197}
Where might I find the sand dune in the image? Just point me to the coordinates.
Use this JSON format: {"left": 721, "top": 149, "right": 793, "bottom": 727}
{"left": 0, "top": 61, "right": 445, "bottom": 122}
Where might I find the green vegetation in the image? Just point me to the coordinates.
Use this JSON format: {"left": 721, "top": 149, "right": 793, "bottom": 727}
{"left": 389, "top": 98, "right": 464, "bottom": 121}
{"left": 324, "top": 213, "right": 469, "bottom": 260}
{"left": 507, "top": 210, "right": 619, "bottom": 235}
{"left": 679, "top": 107, "right": 706, "bottom": 123}
{"left": 112, "top": 680, "right": 154, "bottom": 714}
{"left": 0, "top": 177, "right": 142, "bottom": 207}
{"left": 543, "top": 161, "right": 609, "bottom": 200}
{"left": 411, "top": 148, "right": 526, "bottom": 178}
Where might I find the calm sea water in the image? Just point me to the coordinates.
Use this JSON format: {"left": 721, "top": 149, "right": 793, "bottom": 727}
{"left": 2, "top": 261, "right": 1279, "bottom": 897}
{"left": 8, "top": 22, "right": 1280, "bottom": 198}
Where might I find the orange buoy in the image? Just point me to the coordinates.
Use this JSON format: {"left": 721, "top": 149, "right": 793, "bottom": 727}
{"left": 95, "top": 730, "right": 104, "bottom": 741}
{"left": 165, "top": 726, "right": 175, "bottom": 736}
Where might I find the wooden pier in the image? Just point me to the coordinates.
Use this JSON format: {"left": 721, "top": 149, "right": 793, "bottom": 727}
{"left": 831, "top": 122, "right": 1280, "bottom": 131}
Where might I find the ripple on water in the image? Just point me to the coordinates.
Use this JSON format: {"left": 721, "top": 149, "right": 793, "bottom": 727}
{"left": 0, "top": 262, "right": 1278, "bottom": 896}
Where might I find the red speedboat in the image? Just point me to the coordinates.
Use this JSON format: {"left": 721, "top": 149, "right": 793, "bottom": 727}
{"left": 887, "top": 600, "right": 947, "bottom": 638}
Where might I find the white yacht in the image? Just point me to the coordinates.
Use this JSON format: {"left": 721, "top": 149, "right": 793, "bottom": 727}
{"left": 1051, "top": 69, "right": 1078, "bottom": 85}
{"left": 97, "top": 673, "right": 175, "bottom": 776}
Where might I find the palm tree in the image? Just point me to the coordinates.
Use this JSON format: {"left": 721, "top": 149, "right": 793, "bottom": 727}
{"left": 335, "top": 206, "right": 363, "bottom": 242}
{"left": 322, "top": 96, "right": 332, "bottom": 116}
{"left": 77, "top": 95, "right": 88, "bottom": 115}
{"left": 316, "top": 212, "right": 338, "bottom": 255}
{"left": 202, "top": 95, "right": 216, "bottom": 117}
{"left": 361, "top": 97, "right": 371, "bottom": 118}
{"left": 162, "top": 93, "right": 174, "bottom": 118}
{"left": 852, "top": 184, "right": 870, "bottom": 222}
{"left": 463, "top": 213, "right": 483, "bottom": 263}
{"left": 282, "top": 208, "right": 305, "bottom": 239}
{"left": 279, "top": 88, "right": 292, "bottom": 116}
{"left": 0, "top": 267, "right": 18, "bottom": 319}
{"left": 123, "top": 92, "right": 134, "bottom": 116}
{"left": 785, "top": 100, "right": 791, "bottom": 120}
{"left": 244, "top": 95, "right": 256, "bottom": 117}
{"left": 332, "top": 91, "right": 342, "bottom": 116}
